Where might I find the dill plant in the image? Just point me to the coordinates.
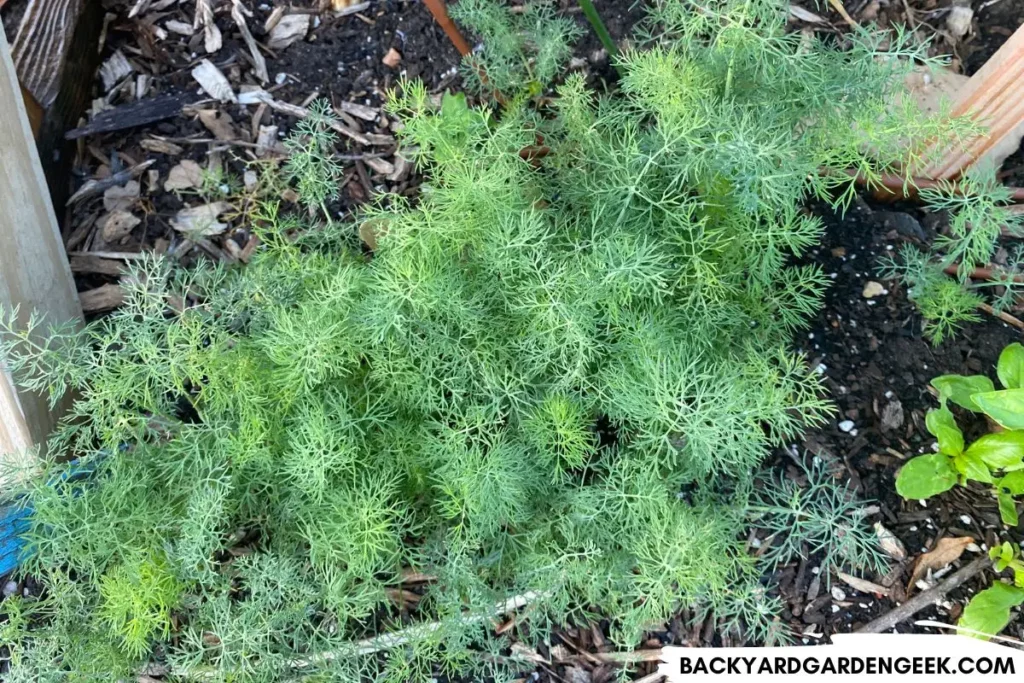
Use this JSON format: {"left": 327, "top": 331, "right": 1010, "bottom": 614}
{"left": 880, "top": 169, "right": 1024, "bottom": 343}
{"left": 0, "top": 0, "right": 976, "bottom": 677}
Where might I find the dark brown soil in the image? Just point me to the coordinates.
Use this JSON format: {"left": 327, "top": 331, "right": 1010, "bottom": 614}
{"left": 776, "top": 199, "right": 1021, "bottom": 637}
{"left": 963, "top": 0, "right": 1024, "bottom": 75}
{"left": 269, "top": 1, "right": 463, "bottom": 104}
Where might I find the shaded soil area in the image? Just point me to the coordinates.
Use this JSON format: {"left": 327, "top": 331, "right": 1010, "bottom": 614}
{"left": 770, "top": 199, "right": 1022, "bottom": 639}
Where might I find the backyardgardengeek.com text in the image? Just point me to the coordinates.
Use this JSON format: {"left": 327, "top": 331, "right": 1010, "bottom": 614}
{"left": 676, "top": 656, "right": 1015, "bottom": 676}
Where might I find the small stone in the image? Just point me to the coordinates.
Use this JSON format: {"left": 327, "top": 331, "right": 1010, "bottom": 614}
{"left": 862, "top": 280, "right": 886, "bottom": 298}
{"left": 275, "top": 72, "right": 288, "bottom": 85}
{"left": 838, "top": 420, "right": 855, "bottom": 433}
{"left": 831, "top": 604, "right": 841, "bottom": 613}
{"left": 382, "top": 47, "right": 402, "bottom": 69}
{"left": 960, "top": 514, "right": 972, "bottom": 525}
{"left": 831, "top": 586, "right": 847, "bottom": 601}
{"left": 3, "top": 581, "right": 17, "bottom": 597}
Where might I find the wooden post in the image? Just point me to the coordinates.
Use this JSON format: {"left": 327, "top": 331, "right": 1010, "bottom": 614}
{"left": 0, "top": 28, "right": 82, "bottom": 478}
{"left": 10, "top": 0, "right": 103, "bottom": 209}
{"left": 924, "top": 24, "right": 1024, "bottom": 180}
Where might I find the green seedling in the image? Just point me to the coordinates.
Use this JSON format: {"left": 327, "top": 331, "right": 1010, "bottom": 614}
{"left": 897, "top": 343, "right": 1024, "bottom": 526}
{"left": 958, "top": 543, "right": 1024, "bottom": 639}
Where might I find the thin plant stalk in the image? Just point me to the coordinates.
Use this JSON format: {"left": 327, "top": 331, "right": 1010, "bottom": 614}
{"left": 577, "top": 0, "right": 619, "bottom": 60}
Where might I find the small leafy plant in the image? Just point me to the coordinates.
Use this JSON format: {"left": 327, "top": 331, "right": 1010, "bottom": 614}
{"left": 896, "top": 342, "right": 1024, "bottom": 528}
{"left": 958, "top": 542, "right": 1024, "bottom": 639}
{"left": 896, "top": 343, "right": 1024, "bottom": 639}
{"left": 749, "top": 459, "right": 888, "bottom": 580}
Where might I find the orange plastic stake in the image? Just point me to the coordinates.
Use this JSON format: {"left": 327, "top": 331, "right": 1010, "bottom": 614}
{"left": 423, "top": 0, "right": 472, "bottom": 57}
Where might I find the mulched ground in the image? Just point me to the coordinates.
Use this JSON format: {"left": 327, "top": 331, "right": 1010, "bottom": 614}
{"left": 2, "top": 0, "right": 642, "bottom": 315}
{"left": 777, "top": 198, "right": 1021, "bottom": 636}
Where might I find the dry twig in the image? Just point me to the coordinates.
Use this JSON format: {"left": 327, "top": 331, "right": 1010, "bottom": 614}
{"left": 855, "top": 555, "right": 989, "bottom": 633}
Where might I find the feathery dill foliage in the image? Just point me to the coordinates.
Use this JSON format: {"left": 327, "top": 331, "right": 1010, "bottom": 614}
{"left": 878, "top": 244, "right": 983, "bottom": 344}
{"left": 880, "top": 169, "right": 1024, "bottom": 343}
{"left": 0, "top": 0, "right": 961, "bottom": 677}
{"left": 450, "top": 0, "right": 582, "bottom": 98}
{"left": 748, "top": 459, "right": 888, "bottom": 580}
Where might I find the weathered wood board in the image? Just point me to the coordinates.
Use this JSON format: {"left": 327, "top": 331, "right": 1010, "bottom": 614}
{"left": 0, "top": 27, "right": 82, "bottom": 479}
{"left": 924, "top": 24, "right": 1024, "bottom": 180}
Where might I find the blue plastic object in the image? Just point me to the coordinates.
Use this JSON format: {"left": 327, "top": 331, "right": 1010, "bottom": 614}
{"left": 0, "top": 457, "right": 102, "bottom": 577}
{"left": 0, "top": 503, "right": 32, "bottom": 576}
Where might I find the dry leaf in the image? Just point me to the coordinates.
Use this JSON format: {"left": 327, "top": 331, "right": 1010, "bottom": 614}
{"left": 255, "top": 125, "right": 280, "bottom": 157}
{"left": 100, "top": 51, "right": 134, "bottom": 92}
{"left": 103, "top": 181, "right": 140, "bottom": 212}
{"left": 788, "top": 5, "right": 826, "bottom": 23}
{"left": 165, "top": 20, "right": 195, "bottom": 36}
{"left": 509, "top": 642, "right": 547, "bottom": 664}
{"left": 382, "top": 47, "right": 402, "bottom": 69}
{"left": 100, "top": 210, "right": 141, "bottom": 242}
{"left": 267, "top": 14, "right": 310, "bottom": 51}
{"left": 141, "top": 138, "right": 184, "bottom": 155}
{"left": 946, "top": 6, "right": 973, "bottom": 40}
{"left": 192, "top": 60, "right": 237, "bottom": 103}
{"left": 165, "top": 160, "right": 205, "bottom": 192}
{"left": 874, "top": 522, "right": 907, "bottom": 561}
{"left": 198, "top": 109, "right": 237, "bottom": 141}
{"left": 908, "top": 536, "right": 975, "bottom": 590}
{"left": 836, "top": 572, "right": 891, "bottom": 597}
{"left": 171, "top": 202, "right": 233, "bottom": 237}
{"left": 195, "top": 0, "right": 222, "bottom": 53}
{"left": 359, "top": 218, "right": 389, "bottom": 250}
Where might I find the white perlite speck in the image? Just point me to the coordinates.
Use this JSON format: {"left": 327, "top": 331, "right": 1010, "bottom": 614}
{"left": 838, "top": 420, "right": 855, "bottom": 433}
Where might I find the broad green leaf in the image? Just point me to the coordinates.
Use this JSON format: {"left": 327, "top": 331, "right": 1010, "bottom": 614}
{"left": 1000, "top": 471, "right": 1024, "bottom": 496}
{"left": 954, "top": 453, "right": 993, "bottom": 484}
{"left": 973, "top": 390, "right": 1024, "bottom": 430}
{"left": 895, "top": 454, "right": 958, "bottom": 500}
{"left": 931, "top": 374, "right": 995, "bottom": 411}
{"left": 965, "top": 431, "right": 1024, "bottom": 470}
{"left": 959, "top": 582, "right": 1024, "bottom": 639}
{"left": 999, "top": 493, "right": 1020, "bottom": 527}
{"left": 926, "top": 407, "right": 964, "bottom": 456}
{"left": 998, "top": 343, "right": 1024, "bottom": 389}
